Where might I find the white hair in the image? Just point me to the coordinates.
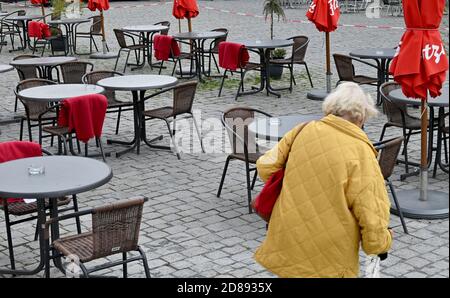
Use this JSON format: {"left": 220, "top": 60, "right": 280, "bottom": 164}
{"left": 322, "top": 82, "right": 378, "bottom": 123}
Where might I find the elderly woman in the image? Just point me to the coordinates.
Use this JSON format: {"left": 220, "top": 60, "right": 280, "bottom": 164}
{"left": 254, "top": 82, "right": 392, "bottom": 278}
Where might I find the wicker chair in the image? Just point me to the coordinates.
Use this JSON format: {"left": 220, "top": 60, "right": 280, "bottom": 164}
{"left": 16, "top": 79, "right": 58, "bottom": 145}
{"left": 55, "top": 61, "right": 94, "bottom": 84}
{"left": 333, "top": 53, "right": 379, "bottom": 87}
{"left": 269, "top": 35, "right": 313, "bottom": 90}
{"left": 218, "top": 45, "right": 261, "bottom": 101}
{"left": 12, "top": 54, "right": 41, "bottom": 112}
{"left": 217, "top": 107, "right": 272, "bottom": 213}
{"left": 29, "top": 23, "right": 64, "bottom": 57}
{"left": 74, "top": 16, "right": 105, "bottom": 55}
{"left": 203, "top": 28, "right": 228, "bottom": 75}
{"left": 44, "top": 197, "right": 150, "bottom": 278}
{"left": 373, "top": 137, "right": 408, "bottom": 234}
{"left": 113, "top": 29, "right": 147, "bottom": 73}
{"left": 379, "top": 82, "right": 424, "bottom": 180}
{"left": 156, "top": 38, "right": 195, "bottom": 78}
{"left": 434, "top": 112, "right": 449, "bottom": 177}
{"left": 0, "top": 142, "right": 81, "bottom": 271}
{"left": 82, "top": 70, "right": 134, "bottom": 135}
{"left": 0, "top": 10, "right": 24, "bottom": 53}
{"left": 142, "top": 81, "right": 204, "bottom": 159}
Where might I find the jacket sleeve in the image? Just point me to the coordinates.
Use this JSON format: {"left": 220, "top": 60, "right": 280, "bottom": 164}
{"left": 350, "top": 176, "right": 393, "bottom": 255}
{"left": 256, "top": 124, "right": 304, "bottom": 182}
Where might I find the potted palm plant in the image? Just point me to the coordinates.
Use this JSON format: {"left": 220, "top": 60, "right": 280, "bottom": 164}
{"left": 263, "top": 0, "right": 287, "bottom": 79}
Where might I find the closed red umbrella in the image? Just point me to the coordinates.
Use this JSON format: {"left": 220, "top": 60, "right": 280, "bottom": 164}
{"left": 172, "top": 0, "right": 199, "bottom": 32}
{"left": 389, "top": 0, "right": 448, "bottom": 213}
{"left": 31, "top": 0, "right": 48, "bottom": 23}
{"left": 88, "top": 0, "right": 110, "bottom": 55}
{"left": 306, "top": 0, "right": 340, "bottom": 100}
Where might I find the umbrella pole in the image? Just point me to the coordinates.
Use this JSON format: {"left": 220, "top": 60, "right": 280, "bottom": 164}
{"left": 41, "top": 4, "right": 46, "bottom": 23}
{"left": 325, "top": 32, "right": 331, "bottom": 93}
{"left": 419, "top": 97, "right": 428, "bottom": 201}
{"left": 100, "top": 10, "right": 107, "bottom": 54}
{"left": 178, "top": 19, "right": 182, "bottom": 33}
{"left": 187, "top": 17, "right": 193, "bottom": 32}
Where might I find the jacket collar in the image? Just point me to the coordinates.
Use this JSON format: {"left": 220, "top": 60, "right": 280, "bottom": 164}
{"left": 320, "top": 114, "right": 378, "bottom": 157}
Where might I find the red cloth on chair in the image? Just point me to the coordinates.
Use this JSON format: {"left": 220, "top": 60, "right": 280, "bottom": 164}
{"left": 28, "top": 21, "right": 51, "bottom": 39}
{"left": 0, "top": 141, "right": 42, "bottom": 204}
{"left": 28, "top": 21, "right": 43, "bottom": 38}
{"left": 58, "top": 94, "right": 108, "bottom": 143}
{"left": 153, "top": 35, "right": 181, "bottom": 61}
{"left": 218, "top": 42, "right": 249, "bottom": 71}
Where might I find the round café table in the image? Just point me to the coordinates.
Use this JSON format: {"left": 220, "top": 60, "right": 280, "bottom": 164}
{"left": 17, "top": 84, "right": 104, "bottom": 103}
{"left": 248, "top": 114, "right": 322, "bottom": 141}
{"left": 10, "top": 56, "right": 77, "bottom": 80}
{"left": 0, "top": 64, "right": 13, "bottom": 73}
{"left": 48, "top": 18, "right": 90, "bottom": 55}
{"left": 350, "top": 48, "right": 397, "bottom": 104}
{"left": 173, "top": 31, "right": 227, "bottom": 81}
{"left": 122, "top": 25, "right": 169, "bottom": 70}
{"left": 241, "top": 39, "right": 294, "bottom": 98}
{"left": 6, "top": 15, "right": 44, "bottom": 50}
{"left": 387, "top": 87, "right": 449, "bottom": 220}
{"left": 0, "top": 156, "right": 113, "bottom": 277}
{"left": 97, "top": 75, "right": 178, "bottom": 157}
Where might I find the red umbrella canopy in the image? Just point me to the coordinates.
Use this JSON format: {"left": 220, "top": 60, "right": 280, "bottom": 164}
{"left": 172, "top": 0, "right": 199, "bottom": 20}
{"left": 88, "top": 0, "right": 110, "bottom": 12}
{"left": 389, "top": 0, "right": 448, "bottom": 100}
{"left": 30, "top": 0, "right": 48, "bottom": 4}
{"left": 306, "top": 0, "right": 340, "bottom": 32}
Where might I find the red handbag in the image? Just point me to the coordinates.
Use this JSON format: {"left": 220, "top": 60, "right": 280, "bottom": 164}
{"left": 251, "top": 121, "right": 311, "bottom": 222}
{"left": 251, "top": 168, "right": 285, "bottom": 222}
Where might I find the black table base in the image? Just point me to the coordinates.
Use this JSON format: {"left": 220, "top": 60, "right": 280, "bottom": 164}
{"left": 390, "top": 189, "right": 449, "bottom": 220}
{"left": 307, "top": 89, "right": 329, "bottom": 101}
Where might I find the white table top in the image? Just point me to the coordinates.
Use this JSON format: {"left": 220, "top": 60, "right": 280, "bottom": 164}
{"left": 97, "top": 75, "right": 178, "bottom": 91}
{"left": 0, "top": 64, "right": 13, "bottom": 73}
{"left": 10, "top": 56, "right": 77, "bottom": 67}
{"left": 18, "top": 84, "right": 104, "bottom": 102}
{"left": 6, "top": 15, "right": 43, "bottom": 21}
{"left": 48, "top": 18, "right": 90, "bottom": 25}
{"left": 389, "top": 87, "right": 449, "bottom": 108}
{"left": 0, "top": 156, "right": 112, "bottom": 199}
{"left": 122, "top": 25, "right": 168, "bottom": 33}
{"left": 173, "top": 31, "right": 227, "bottom": 40}
{"left": 243, "top": 39, "right": 294, "bottom": 49}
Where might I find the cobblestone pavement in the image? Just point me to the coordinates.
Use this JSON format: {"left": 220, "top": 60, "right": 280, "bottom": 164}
{"left": 0, "top": 1, "right": 448, "bottom": 278}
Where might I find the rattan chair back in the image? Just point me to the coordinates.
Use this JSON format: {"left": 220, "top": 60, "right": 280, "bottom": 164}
{"left": 333, "top": 54, "right": 356, "bottom": 82}
{"left": 289, "top": 35, "right": 309, "bottom": 62}
{"left": 172, "top": 81, "right": 198, "bottom": 116}
{"left": 13, "top": 54, "right": 39, "bottom": 80}
{"left": 91, "top": 197, "right": 145, "bottom": 259}
{"left": 380, "top": 82, "right": 407, "bottom": 124}
{"left": 83, "top": 70, "right": 123, "bottom": 106}
{"left": 58, "top": 61, "right": 94, "bottom": 84}
{"left": 376, "top": 137, "right": 404, "bottom": 179}
{"left": 16, "top": 79, "right": 56, "bottom": 117}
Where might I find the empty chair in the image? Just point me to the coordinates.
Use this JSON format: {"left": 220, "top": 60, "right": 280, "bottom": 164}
{"left": 113, "top": 29, "right": 147, "bottom": 73}
{"left": 203, "top": 28, "right": 228, "bottom": 75}
{"left": 15, "top": 79, "right": 58, "bottom": 145}
{"left": 12, "top": 54, "right": 40, "bottom": 112}
{"left": 55, "top": 61, "right": 94, "bottom": 84}
{"left": 217, "top": 107, "right": 272, "bottom": 213}
{"left": 142, "top": 81, "right": 204, "bottom": 159}
{"left": 74, "top": 15, "right": 106, "bottom": 54}
{"left": 44, "top": 198, "right": 150, "bottom": 278}
{"left": 0, "top": 10, "right": 24, "bottom": 53}
{"left": 82, "top": 70, "right": 134, "bottom": 135}
{"left": 269, "top": 35, "right": 313, "bottom": 90}
{"left": 0, "top": 141, "right": 81, "bottom": 271}
{"left": 373, "top": 137, "right": 408, "bottom": 234}
{"left": 379, "top": 82, "right": 424, "bottom": 180}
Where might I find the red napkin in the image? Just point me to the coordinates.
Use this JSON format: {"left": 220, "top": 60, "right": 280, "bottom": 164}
{"left": 0, "top": 141, "right": 42, "bottom": 204}
{"left": 154, "top": 35, "right": 181, "bottom": 61}
{"left": 28, "top": 21, "right": 43, "bottom": 38}
{"left": 40, "top": 22, "right": 51, "bottom": 38}
{"left": 58, "top": 94, "right": 108, "bottom": 143}
{"left": 218, "top": 42, "right": 249, "bottom": 71}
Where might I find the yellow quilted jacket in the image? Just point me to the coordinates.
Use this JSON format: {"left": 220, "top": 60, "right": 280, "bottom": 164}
{"left": 254, "top": 114, "right": 392, "bottom": 278}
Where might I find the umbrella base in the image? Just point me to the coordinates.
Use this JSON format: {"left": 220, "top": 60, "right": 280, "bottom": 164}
{"left": 306, "top": 89, "right": 329, "bottom": 101}
{"left": 90, "top": 52, "right": 119, "bottom": 60}
{"left": 390, "top": 189, "right": 449, "bottom": 220}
